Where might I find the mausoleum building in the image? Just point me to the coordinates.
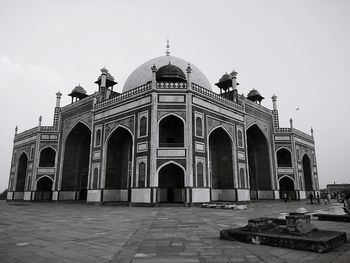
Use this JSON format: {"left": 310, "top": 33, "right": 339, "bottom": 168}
{"left": 7, "top": 46, "right": 319, "bottom": 204}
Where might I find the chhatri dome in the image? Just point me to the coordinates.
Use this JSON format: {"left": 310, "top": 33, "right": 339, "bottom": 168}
{"left": 122, "top": 41, "right": 212, "bottom": 92}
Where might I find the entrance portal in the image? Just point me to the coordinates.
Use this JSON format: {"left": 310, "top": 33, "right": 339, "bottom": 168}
{"left": 209, "top": 127, "right": 234, "bottom": 188}
{"left": 105, "top": 127, "right": 133, "bottom": 190}
{"left": 302, "top": 154, "right": 313, "bottom": 191}
{"left": 158, "top": 163, "right": 185, "bottom": 202}
{"left": 247, "top": 125, "right": 272, "bottom": 198}
{"left": 16, "top": 153, "right": 28, "bottom": 193}
{"left": 35, "top": 176, "right": 53, "bottom": 200}
{"left": 61, "top": 122, "right": 91, "bottom": 200}
{"left": 279, "top": 176, "right": 296, "bottom": 200}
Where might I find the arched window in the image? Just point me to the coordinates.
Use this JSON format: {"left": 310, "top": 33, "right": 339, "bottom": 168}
{"left": 93, "top": 168, "right": 98, "bottom": 189}
{"left": 240, "top": 168, "right": 245, "bottom": 188}
{"left": 196, "top": 117, "right": 202, "bottom": 137}
{"left": 39, "top": 148, "right": 56, "bottom": 167}
{"left": 139, "top": 116, "right": 147, "bottom": 137}
{"left": 238, "top": 130, "right": 243, "bottom": 147}
{"left": 277, "top": 148, "right": 292, "bottom": 167}
{"left": 159, "top": 115, "right": 184, "bottom": 147}
{"left": 138, "top": 162, "right": 146, "bottom": 187}
{"left": 197, "top": 162, "right": 204, "bottom": 187}
{"left": 95, "top": 129, "right": 101, "bottom": 146}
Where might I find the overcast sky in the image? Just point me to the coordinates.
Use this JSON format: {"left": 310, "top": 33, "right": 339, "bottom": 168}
{"left": 0, "top": 0, "right": 349, "bottom": 192}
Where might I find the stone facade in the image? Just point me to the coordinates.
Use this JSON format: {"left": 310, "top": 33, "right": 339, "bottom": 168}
{"left": 7, "top": 53, "right": 319, "bottom": 204}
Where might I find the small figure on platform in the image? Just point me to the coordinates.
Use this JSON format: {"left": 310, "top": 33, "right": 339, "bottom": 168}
{"left": 316, "top": 192, "right": 320, "bottom": 204}
{"left": 283, "top": 193, "right": 287, "bottom": 203}
{"left": 309, "top": 193, "right": 314, "bottom": 205}
{"left": 288, "top": 194, "right": 292, "bottom": 203}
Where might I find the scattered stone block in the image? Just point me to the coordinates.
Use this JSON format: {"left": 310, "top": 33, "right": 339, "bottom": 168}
{"left": 220, "top": 217, "right": 347, "bottom": 253}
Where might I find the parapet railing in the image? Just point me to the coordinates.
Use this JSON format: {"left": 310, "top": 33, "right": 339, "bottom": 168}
{"left": 40, "top": 126, "right": 57, "bottom": 131}
{"left": 156, "top": 82, "right": 187, "bottom": 89}
{"left": 15, "top": 126, "right": 38, "bottom": 140}
{"left": 293, "top": 128, "right": 313, "bottom": 141}
{"left": 94, "top": 82, "right": 152, "bottom": 110}
{"left": 276, "top": 128, "right": 292, "bottom": 133}
{"left": 191, "top": 83, "right": 243, "bottom": 110}
{"left": 244, "top": 98, "right": 273, "bottom": 114}
{"left": 276, "top": 127, "right": 313, "bottom": 140}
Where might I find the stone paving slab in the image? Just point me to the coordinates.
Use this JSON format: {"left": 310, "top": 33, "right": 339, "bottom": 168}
{"left": 1, "top": 200, "right": 350, "bottom": 262}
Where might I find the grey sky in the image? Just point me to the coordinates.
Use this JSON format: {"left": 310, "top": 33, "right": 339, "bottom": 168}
{"left": 1, "top": 0, "right": 349, "bottom": 191}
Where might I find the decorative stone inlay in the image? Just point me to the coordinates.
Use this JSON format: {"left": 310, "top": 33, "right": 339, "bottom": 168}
{"left": 137, "top": 142, "right": 148, "bottom": 152}
{"left": 195, "top": 142, "right": 205, "bottom": 152}
{"left": 93, "top": 150, "right": 101, "bottom": 160}
{"left": 238, "top": 151, "right": 245, "bottom": 160}
{"left": 105, "top": 117, "right": 134, "bottom": 138}
{"left": 207, "top": 117, "right": 234, "bottom": 138}
{"left": 157, "top": 111, "right": 186, "bottom": 121}
{"left": 277, "top": 167, "right": 294, "bottom": 174}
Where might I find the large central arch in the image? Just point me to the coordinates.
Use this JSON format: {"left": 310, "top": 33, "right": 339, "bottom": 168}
{"left": 247, "top": 125, "right": 272, "bottom": 198}
{"left": 61, "top": 122, "right": 91, "bottom": 200}
{"left": 302, "top": 154, "right": 313, "bottom": 191}
{"left": 16, "top": 153, "right": 28, "bottom": 192}
{"left": 158, "top": 162, "right": 185, "bottom": 202}
{"left": 105, "top": 127, "right": 133, "bottom": 190}
{"left": 209, "top": 127, "right": 234, "bottom": 189}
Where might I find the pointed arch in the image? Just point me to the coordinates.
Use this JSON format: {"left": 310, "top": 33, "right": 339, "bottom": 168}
{"left": 15, "top": 152, "right": 28, "bottom": 192}
{"left": 279, "top": 175, "right": 296, "bottom": 200}
{"left": 246, "top": 124, "right": 272, "bottom": 193}
{"left": 35, "top": 175, "right": 53, "bottom": 200}
{"left": 208, "top": 124, "right": 235, "bottom": 143}
{"left": 39, "top": 147, "right": 56, "bottom": 167}
{"left": 158, "top": 113, "right": 185, "bottom": 147}
{"left": 302, "top": 154, "right": 313, "bottom": 191}
{"left": 36, "top": 175, "right": 54, "bottom": 184}
{"left": 61, "top": 121, "right": 91, "bottom": 200}
{"left": 104, "top": 125, "right": 133, "bottom": 190}
{"left": 157, "top": 161, "right": 185, "bottom": 203}
{"left": 276, "top": 147, "right": 292, "bottom": 167}
{"left": 208, "top": 126, "right": 235, "bottom": 189}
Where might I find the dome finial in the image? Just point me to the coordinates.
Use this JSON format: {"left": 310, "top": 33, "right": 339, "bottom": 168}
{"left": 166, "top": 38, "right": 170, "bottom": 56}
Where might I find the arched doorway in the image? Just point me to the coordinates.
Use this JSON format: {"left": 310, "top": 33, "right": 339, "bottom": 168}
{"left": 16, "top": 153, "right": 28, "bottom": 193}
{"left": 39, "top": 147, "right": 56, "bottom": 167}
{"left": 209, "top": 127, "right": 234, "bottom": 189}
{"left": 247, "top": 125, "right": 272, "bottom": 198}
{"left": 61, "top": 122, "right": 91, "bottom": 200}
{"left": 277, "top": 148, "right": 292, "bottom": 167}
{"left": 158, "top": 163, "right": 185, "bottom": 202}
{"left": 159, "top": 115, "right": 184, "bottom": 147}
{"left": 279, "top": 176, "right": 296, "bottom": 200}
{"left": 35, "top": 176, "right": 53, "bottom": 200}
{"left": 105, "top": 127, "right": 133, "bottom": 193}
{"left": 302, "top": 154, "right": 313, "bottom": 191}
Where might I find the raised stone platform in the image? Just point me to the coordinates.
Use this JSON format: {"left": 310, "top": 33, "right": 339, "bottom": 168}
{"left": 314, "top": 213, "right": 350, "bottom": 222}
{"left": 220, "top": 217, "right": 347, "bottom": 253}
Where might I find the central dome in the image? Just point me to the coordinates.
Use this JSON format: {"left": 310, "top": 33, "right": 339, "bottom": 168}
{"left": 122, "top": 56, "right": 212, "bottom": 92}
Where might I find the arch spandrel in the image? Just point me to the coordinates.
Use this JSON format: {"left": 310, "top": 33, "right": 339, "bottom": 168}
{"left": 104, "top": 116, "right": 135, "bottom": 139}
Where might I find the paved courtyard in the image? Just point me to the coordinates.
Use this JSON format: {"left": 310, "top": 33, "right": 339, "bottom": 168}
{"left": 0, "top": 200, "right": 350, "bottom": 263}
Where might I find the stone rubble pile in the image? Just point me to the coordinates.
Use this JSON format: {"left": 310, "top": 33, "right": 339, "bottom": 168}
{"left": 201, "top": 203, "right": 248, "bottom": 210}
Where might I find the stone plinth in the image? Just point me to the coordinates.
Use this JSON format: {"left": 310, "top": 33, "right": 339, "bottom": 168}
{"left": 220, "top": 217, "right": 347, "bottom": 253}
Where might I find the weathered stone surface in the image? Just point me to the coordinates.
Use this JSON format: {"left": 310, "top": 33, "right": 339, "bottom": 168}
{"left": 220, "top": 227, "right": 347, "bottom": 253}
{"left": 314, "top": 213, "right": 350, "bottom": 222}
